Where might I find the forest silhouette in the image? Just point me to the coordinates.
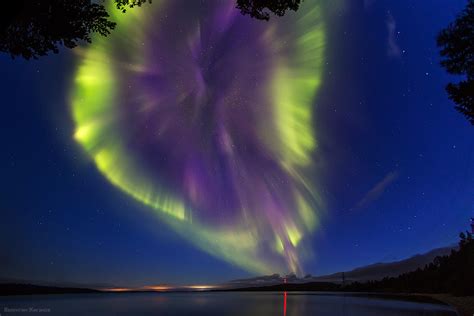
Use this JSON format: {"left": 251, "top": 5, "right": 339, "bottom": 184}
{"left": 343, "top": 231, "right": 474, "bottom": 296}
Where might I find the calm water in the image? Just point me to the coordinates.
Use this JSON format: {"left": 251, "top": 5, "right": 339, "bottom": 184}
{"left": 0, "top": 292, "right": 458, "bottom": 316}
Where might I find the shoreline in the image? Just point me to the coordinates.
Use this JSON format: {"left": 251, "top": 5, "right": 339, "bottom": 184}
{"left": 351, "top": 292, "right": 473, "bottom": 316}
{"left": 417, "top": 294, "right": 474, "bottom": 316}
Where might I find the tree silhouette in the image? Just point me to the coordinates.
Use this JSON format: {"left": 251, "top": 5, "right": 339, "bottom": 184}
{"left": 0, "top": 0, "right": 154, "bottom": 60}
{"left": 437, "top": 0, "right": 474, "bottom": 125}
{"left": 115, "top": 0, "right": 151, "bottom": 12}
{"left": 0, "top": 1, "right": 114, "bottom": 59}
{"left": 236, "top": 0, "right": 303, "bottom": 21}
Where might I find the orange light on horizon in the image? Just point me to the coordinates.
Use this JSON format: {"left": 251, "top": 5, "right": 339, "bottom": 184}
{"left": 102, "top": 284, "right": 221, "bottom": 292}
{"left": 102, "top": 287, "right": 132, "bottom": 292}
{"left": 185, "top": 284, "right": 219, "bottom": 291}
{"left": 142, "top": 285, "right": 172, "bottom": 291}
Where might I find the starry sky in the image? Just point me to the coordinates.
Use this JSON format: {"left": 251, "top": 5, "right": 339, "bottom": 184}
{"left": 0, "top": 0, "right": 473, "bottom": 287}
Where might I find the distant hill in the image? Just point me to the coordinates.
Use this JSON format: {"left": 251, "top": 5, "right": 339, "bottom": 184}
{"left": 0, "top": 283, "right": 100, "bottom": 296}
{"left": 0, "top": 277, "right": 115, "bottom": 290}
{"left": 226, "top": 245, "right": 456, "bottom": 288}
{"left": 312, "top": 246, "right": 456, "bottom": 283}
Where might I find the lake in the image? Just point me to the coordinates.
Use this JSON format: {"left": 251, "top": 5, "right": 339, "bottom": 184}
{"left": 0, "top": 292, "right": 458, "bottom": 315}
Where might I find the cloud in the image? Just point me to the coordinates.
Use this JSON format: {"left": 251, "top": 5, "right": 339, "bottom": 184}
{"left": 386, "top": 13, "right": 401, "bottom": 58}
{"left": 353, "top": 171, "right": 399, "bottom": 210}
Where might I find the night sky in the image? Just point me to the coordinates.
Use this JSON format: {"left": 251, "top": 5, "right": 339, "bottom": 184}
{"left": 0, "top": 0, "right": 473, "bottom": 287}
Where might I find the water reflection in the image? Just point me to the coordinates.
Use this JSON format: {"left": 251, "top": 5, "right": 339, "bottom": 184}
{"left": 278, "top": 292, "right": 455, "bottom": 316}
{"left": 0, "top": 292, "right": 458, "bottom": 316}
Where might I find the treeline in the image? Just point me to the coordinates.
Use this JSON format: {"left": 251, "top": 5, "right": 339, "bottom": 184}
{"left": 343, "top": 232, "right": 474, "bottom": 296}
{"left": 0, "top": 284, "right": 100, "bottom": 296}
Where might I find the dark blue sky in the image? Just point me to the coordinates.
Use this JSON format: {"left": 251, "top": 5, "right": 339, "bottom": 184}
{"left": 0, "top": 0, "right": 472, "bottom": 287}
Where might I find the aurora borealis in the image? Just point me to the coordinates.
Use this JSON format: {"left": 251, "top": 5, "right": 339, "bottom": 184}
{"left": 1, "top": 0, "right": 473, "bottom": 288}
{"left": 72, "top": 0, "right": 325, "bottom": 274}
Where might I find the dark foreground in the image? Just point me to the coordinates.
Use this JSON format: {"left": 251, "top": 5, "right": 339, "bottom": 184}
{"left": 0, "top": 292, "right": 457, "bottom": 316}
